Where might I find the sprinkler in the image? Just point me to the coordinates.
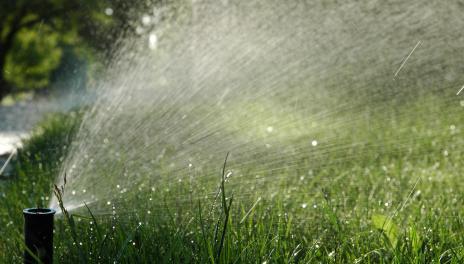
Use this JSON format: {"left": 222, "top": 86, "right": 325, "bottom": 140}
{"left": 23, "top": 208, "right": 56, "bottom": 264}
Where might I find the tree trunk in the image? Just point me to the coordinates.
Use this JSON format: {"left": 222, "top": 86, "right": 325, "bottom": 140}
{"left": 0, "top": 4, "right": 29, "bottom": 101}
{"left": 0, "top": 49, "right": 11, "bottom": 101}
{"left": 0, "top": 77, "right": 11, "bottom": 101}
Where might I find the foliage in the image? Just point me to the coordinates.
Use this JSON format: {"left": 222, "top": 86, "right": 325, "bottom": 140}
{"left": 0, "top": 0, "right": 164, "bottom": 98}
{"left": 5, "top": 25, "right": 63, "bottom": 89}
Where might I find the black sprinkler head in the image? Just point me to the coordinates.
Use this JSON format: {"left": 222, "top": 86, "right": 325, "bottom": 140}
{"left": 23, "top": 208, "right": 56, "bottom": 264}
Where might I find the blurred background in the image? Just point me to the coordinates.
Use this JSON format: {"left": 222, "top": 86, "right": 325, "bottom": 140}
{"left": 0, "top": 0, "right": 171, "bottom": 169}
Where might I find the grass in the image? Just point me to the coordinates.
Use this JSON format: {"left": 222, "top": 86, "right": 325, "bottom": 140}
{"left": 2, "top": 94, "right": 464, "bottom": 263}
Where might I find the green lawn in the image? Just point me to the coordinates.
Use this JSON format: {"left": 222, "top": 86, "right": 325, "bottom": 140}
{"left": 1, "top": 93, "right": 464, "bottom": 263}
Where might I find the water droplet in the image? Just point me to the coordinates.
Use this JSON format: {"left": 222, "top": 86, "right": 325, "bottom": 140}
{"left": 103, "top": 138, "right": 109, "bottom": 144}
{"left": 148, "top": 33, "right": 158, "bottom": 50}
{"left": 266, "top": 126, "right": 274, "bottom": 133}
{"left": 311, "top": 140, "right": 318, "bottom": 146}
{"left": 301, "top": 203, "right": 307, "bottom": 209}
{"left": 105, "top": 8, "right": 113, "bottom": 16}
{"left": 107, "top": 201, "right": 111, "bottom": 205}
{"left": 328, "top": 251, "right": 335, "bottom": 258}
{"left": 142, "top": 15, "right": 151, "bottom": 25}
{"left": 116, "top": 184, "right": 120, "bottom": 189}
{"left": 136, "top": 26, "right": 144, "bottom": 35}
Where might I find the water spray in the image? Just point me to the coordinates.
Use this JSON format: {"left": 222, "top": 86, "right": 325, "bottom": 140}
{"left": 23, "top": 208, "right": 56, "bottom": 264}
{"left": 0, "top": 149, "right": 16, "bottom": 176}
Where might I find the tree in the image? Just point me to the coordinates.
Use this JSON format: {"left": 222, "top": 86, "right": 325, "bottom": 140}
{"left": 0, "top": 0, "right": 150, "bottom": 100}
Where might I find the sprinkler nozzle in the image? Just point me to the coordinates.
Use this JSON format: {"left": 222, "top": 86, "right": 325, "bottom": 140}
{"left": 23, "top": 208, "right": 56, "bottom": 264}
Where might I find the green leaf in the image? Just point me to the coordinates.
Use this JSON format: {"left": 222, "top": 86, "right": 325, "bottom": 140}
{"left": 408, "top": 226, "right": 422, "bottom": 253}
{"left": 372, "top": 214, "right": 399, "bottom": 248}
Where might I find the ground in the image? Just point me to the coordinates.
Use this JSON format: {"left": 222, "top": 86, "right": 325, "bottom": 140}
{"left": 1, "top": 93, "right": 464, "bottom": 263}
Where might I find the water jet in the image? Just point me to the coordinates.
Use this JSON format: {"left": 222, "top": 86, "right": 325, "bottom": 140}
{"left": 23, "top": 208, "right": 56, "bottom": 264}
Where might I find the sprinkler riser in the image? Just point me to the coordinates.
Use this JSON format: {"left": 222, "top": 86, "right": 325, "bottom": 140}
{"left": 23, "top": 208, "right": 56, "bottom": 264}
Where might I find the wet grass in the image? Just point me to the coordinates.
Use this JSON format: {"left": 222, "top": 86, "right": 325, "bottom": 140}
{"left": 2, "top": 96, "right": 464, "bottom": 263}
